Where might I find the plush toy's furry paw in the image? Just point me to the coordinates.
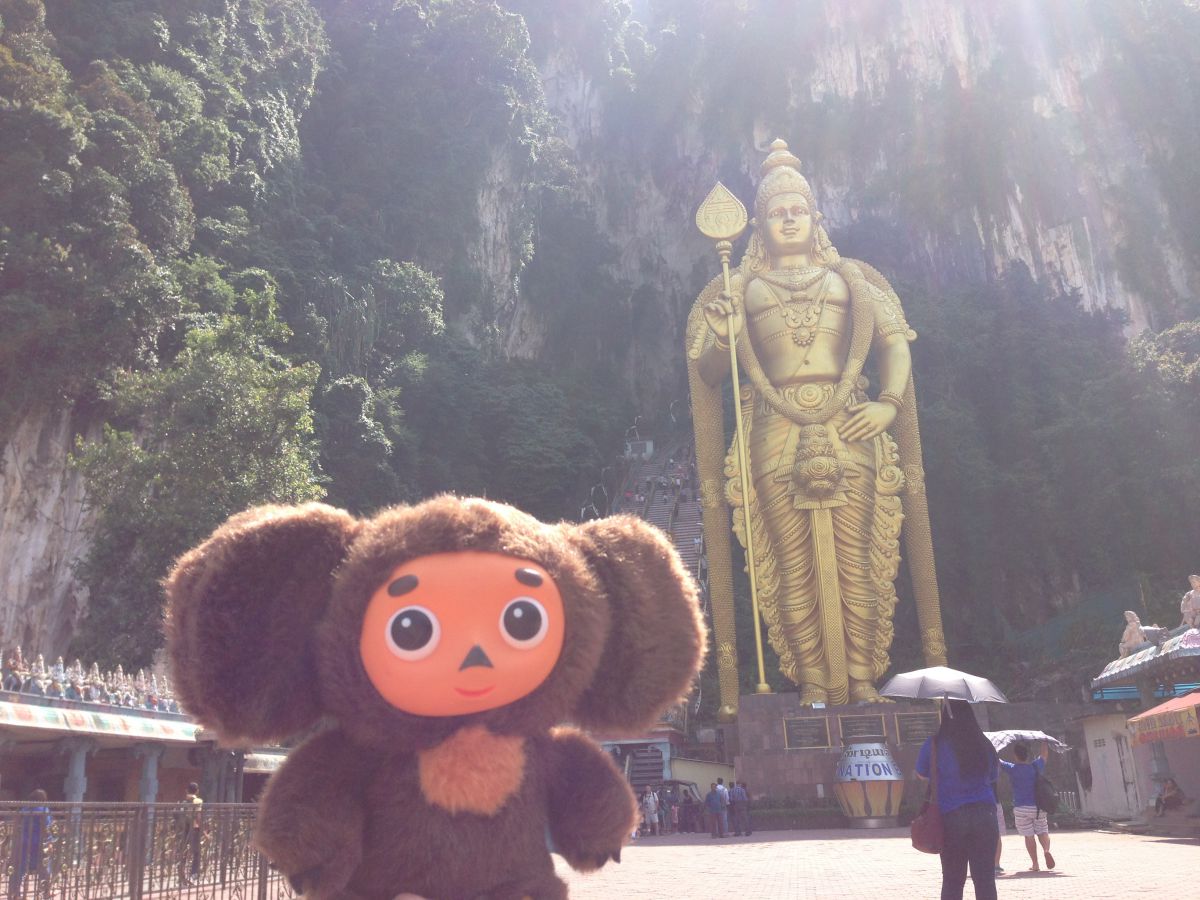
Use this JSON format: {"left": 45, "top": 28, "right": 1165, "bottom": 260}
{"left": 561, "top": 844, "right": 622, "bottom": 873}
{"left": 474, "top": 875, "right": 568, "bottom": 900}
{"left": 281, "top": 857, "right": 360, "bottom": 899}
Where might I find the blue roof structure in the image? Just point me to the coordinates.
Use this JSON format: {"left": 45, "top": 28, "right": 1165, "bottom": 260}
{"left": 1091, "top": 627, "right": 1200, "bottom": 690}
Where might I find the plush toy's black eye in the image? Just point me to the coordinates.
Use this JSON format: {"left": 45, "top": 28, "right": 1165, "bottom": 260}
{"left": 386, "top": 606, "right": 440, "bottom": 660}
{"left": 500, "top": 597, "right": 548, "bottom": 648}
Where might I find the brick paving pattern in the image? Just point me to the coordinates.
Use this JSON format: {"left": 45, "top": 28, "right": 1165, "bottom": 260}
{"left": 556, "top": 828, "right": 1197, "bottom": 898}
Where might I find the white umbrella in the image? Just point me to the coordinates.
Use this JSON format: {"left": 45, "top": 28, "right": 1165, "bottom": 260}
{"left": 984, "top": 730, "right": 1069, "bottom": 753}
{"left": 879, "top": 666, "right": 1008, "bottom": 703}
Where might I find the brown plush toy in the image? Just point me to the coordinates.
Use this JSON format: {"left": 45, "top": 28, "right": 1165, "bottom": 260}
{"left": 165, "top": 495, "right": 706, "bottom": 899}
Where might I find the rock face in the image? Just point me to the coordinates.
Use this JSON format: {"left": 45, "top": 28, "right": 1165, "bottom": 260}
{"left": 5, "top": 0, "right": 1198, "bottom": 657}
{"left": 510, "top": 0, "right": 1197, "bottom": 405}
{"left": 0, "top": 407, "right": 96, "bottom": 659}
{"left": 474, "top": 142, "right": 535, "bottom": 353}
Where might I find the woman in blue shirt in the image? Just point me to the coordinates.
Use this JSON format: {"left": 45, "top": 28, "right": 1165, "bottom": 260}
{"left": 916, "top": 700, "right": 1000, "bottom": 900}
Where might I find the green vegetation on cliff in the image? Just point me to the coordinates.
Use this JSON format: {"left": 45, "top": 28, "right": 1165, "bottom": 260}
{"left": 1, "top": 0, "right": 1198, "bottom": 688}
{"left": 1, "top": 0, "right": 629, "bottom": 665}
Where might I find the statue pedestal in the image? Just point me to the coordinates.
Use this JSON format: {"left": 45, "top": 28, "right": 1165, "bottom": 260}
{"left": 734, "top": 691, "right": 941, "bottom": 827}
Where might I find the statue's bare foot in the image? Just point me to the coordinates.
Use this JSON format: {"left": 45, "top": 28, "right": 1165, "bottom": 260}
{"left": 799, "top": 686, "right": 827, "bottom": 706}
{"left": 849, "top": 681, "right": 891, "bottom": 704}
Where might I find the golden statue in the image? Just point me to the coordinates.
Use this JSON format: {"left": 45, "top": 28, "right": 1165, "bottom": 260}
{"left": 688, "top": 140, "right": 947, "bottom": 714}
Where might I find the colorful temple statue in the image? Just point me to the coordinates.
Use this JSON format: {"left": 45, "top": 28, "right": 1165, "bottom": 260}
{"left": 1181, "top": 574, "right": 1200, "bottom": 630}
{"left": 688, "top": 140, "right": 947, "bottom": 714}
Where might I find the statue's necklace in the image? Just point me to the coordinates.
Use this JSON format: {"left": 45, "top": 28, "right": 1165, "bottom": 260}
{"left": 758, "top": 267, "right": 830, "bottom": 353}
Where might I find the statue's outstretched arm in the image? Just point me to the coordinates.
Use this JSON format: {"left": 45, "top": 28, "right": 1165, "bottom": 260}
{"left": 693, "top": 274, "right": 744, "bottom": 388}
{"left": 696, "top": 337, "right": 731, "bottom": 387}
{"left": 876, "top": 331, "right": 913, "bottom": 399}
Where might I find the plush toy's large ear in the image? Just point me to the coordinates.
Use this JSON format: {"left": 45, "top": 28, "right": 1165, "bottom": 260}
{"left": 565, "top": 516, "right": 706, "bottom": 731}
{"left": 164, "top": 503, "right": 359, "bottom": 744}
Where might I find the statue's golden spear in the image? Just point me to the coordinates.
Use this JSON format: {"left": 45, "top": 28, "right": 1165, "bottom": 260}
{"left": 696, "top": 183, "right": 771, "bottom": 696}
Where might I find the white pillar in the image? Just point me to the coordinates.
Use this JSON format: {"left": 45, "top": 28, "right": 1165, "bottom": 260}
{"left": 134, "top": 743, "right": 165, "bottom": 803}
{"left": 58, "top": 737, "right": 97, "bottom": 802}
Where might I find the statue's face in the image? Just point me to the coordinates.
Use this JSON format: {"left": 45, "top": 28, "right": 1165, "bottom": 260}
{"left": 762, "top": 191, "right": 814, "bottom": 257}
{"left": 1189, "top": 575, "right": 1200, "bottom": 590}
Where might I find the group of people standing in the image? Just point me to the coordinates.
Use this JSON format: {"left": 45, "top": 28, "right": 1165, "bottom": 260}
{"left": 638, "top": 778, "right": 752, "bottom": 838}
{"left": 638, "top": 784, "right": 684, "bottom": 835}
{"left": 704, "top": 778, "right": 751, "bottom": 838}
{"left": 916, "top": 700, "right": 1059, "bottom": 900}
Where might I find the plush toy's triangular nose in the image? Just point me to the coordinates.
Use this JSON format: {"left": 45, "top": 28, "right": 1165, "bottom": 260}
{"left": 459, "top": 645, "right": 493, "bottom": 671}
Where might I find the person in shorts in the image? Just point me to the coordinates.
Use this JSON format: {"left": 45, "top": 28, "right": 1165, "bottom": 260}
{"left": 1000, "top": 743, "right": 1055, "bottom": 872}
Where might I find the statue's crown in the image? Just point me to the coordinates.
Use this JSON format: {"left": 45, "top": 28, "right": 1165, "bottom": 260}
{"left": 755, "top": 138, "right": 816, "bottom": 221}
{"left": 761, "top": 138, "right": 803, "bottom": 176}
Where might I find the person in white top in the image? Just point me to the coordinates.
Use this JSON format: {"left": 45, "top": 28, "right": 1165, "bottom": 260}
{"left": 640, "top": 785, "right": 660, "bottom": 836}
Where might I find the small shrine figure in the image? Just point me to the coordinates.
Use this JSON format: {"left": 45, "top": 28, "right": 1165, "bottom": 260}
{"left": 1119, "top": 611, "right": 1146, "bottom": 658}
{"left": 24, "top": 655, "right": 49, "bottom": 694}
{"left": 1181, "top": 574, "right": 1200, "bottom": 630}
{"left": 64, "top": 671, "right": 84, "bottom": 702}
{"left": 43, "top": 658, "right": 67, "bottom": 698}
{"left": 1117, "top": 610, "right": 1168, "bottom": 657}
{"left": 1, "top": 647, "right": 24, "bottom": 691}
{"left": 161, "top": 675, "right": 181, "bottom": 714}
{"left": 84, "top": 663, "right": 105, "bottom": 703}
{"left": 145, "top": 675, "right": 161, "bottom": 711}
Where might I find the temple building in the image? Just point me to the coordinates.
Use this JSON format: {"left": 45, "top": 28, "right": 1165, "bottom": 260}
{"left": 0, "top": 649, "right": 283, "bottom": 803}
{"left": 1088, "top": 621, "right": 1200, "bottom": 824}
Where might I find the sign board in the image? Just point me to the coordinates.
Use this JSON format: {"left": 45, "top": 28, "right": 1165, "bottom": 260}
{"left": 783, "top": 716, "right": 831, "bottom": 749}
{"left": 834, "top": 743, "right": 904, "bottom": 782}
{"left": 1129, "top": 706, "right": 1200, "bottom": 745}
{"left": 242, "top": 751, "right": 287, "bottom": 774}
{"left": 895, "top": 712, "right": 941, "bottom": 744}
{"left": 839, "top": 714, "right": 886, "bottom": 742}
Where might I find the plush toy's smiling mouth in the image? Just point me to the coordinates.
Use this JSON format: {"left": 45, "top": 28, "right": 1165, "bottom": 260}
{"left": 454, "top": 685, "right": 495, "bottom": 697}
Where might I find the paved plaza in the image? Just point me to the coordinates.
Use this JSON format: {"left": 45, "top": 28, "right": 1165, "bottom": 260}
{"left": 555, "top": 827, "right": 1197, "bottom": 898}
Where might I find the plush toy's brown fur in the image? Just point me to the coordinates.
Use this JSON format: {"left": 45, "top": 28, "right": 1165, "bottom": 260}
{"left": 165, "top": 495, "right": 706, "bottom": 900}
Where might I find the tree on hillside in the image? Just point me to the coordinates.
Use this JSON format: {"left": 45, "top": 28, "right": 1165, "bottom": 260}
{"left": 904, "top": 267, "right": 1200, "bottom": 683}
{"left": 72, "top": 288, "right": 323, "bottom": 666}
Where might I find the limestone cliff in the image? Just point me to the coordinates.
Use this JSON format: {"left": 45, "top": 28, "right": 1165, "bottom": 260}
{"left": 511, "top": 0, "right": 1198, "bottom": 405}
{"left": 0, "top": 408, "right": 95, "bottom": 658}
{"left": 4, "top": 0, "right": 1198, "bottom": 659}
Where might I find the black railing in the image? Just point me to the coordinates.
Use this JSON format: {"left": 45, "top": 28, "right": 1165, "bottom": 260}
{"left": 0, "top": 802, "right": 293, "bottom": 899}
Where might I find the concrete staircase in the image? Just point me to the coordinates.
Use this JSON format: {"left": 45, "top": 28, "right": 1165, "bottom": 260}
{"left": 622, "top": 444, "right": 705, "bottom": 578}
{"left": 628, "top": 746, "right": 666, "bottom": 788}
{"left": 672, "top": 499, "right": 703, "bottom": 573}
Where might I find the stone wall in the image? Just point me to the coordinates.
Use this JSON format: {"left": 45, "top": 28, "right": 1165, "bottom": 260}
{"left": 735, "top": 692, "right": 1112, "bottom": 811}
{"left": 734, "top": 692, "right": 933, "bottom": 806}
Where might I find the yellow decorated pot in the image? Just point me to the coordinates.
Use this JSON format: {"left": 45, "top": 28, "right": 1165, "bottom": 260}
{"left": 833, "top": 742, "right": 905, "bottom": 828}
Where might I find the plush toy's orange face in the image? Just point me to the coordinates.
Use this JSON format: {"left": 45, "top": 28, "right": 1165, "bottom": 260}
{"left": 360, "top": 551, "right": 566, "bottom": 717}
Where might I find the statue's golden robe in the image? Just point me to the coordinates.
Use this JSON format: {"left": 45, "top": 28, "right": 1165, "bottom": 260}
{"left": 727, "top": 378, "right": 905, "bottom": 704}
{"left": 688, "top": 260, "right": 932, "bottom": 708}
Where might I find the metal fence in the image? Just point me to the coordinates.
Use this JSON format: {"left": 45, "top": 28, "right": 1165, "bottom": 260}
{"left": 1055, "top": 790, "right": 1082, "bottom": 813}
{"left": 0, "top": 802, "right": 293, "bottom": 900}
